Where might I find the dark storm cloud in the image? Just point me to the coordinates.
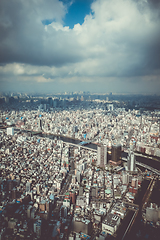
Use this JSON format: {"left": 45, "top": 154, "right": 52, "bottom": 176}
{"left": 134, "top": 0, "right": 160, "bottom": 75}
{"left": 145, "top": 39, "right": 160, "bottom": 73}
{"left": 148, "top": 0, "right": 160, "bottom": 8}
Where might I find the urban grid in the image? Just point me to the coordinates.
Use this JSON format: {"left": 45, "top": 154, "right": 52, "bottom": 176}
{"left": 0, "top": 93, "right": 160, "bottom": 240}
{"left": 1, "top": 0, "right": 160, "bottom": 239}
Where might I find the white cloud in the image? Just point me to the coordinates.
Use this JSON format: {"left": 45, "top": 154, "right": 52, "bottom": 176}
{"left": 0, "top": 0, "right": 160, "bottom": 93}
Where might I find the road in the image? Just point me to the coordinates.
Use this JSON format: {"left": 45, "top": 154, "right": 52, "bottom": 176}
{"left": 122, "top": 157, "right": 160, "bottom": 176}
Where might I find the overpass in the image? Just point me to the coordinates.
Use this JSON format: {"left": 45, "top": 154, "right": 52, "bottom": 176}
{"left": 78, "top": 141, "right": 91, "bottom": 146}
{"left": 123, "top": 201, "right": 139, "bottom": 209}
{"left": 62, "top": 140, "right": 97, "bottom": 152}
{"left": 15, "top": 127, "right": 160, "bottom": 173}
{"left": 122, "top": 157, "right": 160, "bottom": 176}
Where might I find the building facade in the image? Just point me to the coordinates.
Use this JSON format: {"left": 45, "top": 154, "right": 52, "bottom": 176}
{"left": 97, "top": 145, "right": 107, "bottom": 167}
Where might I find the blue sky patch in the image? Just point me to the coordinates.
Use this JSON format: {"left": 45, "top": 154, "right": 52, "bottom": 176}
{"left": 63, "top": 0, "right": 94, "bottom": 29}
{"left": 42, "top": 1, "right": 94, "bottom": 28}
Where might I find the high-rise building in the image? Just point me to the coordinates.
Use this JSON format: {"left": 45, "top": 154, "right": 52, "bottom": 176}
{"left": 26, "top": 182, "right": 31, "bottom": 193}
{"left": 122, "top": 172, "right": 129, "bottom": 185}
{"left": 127, "top": 151, "right": 136, "bottom": 172}
{"left": 79, "top": 186, "right": 83, "bottom": 196}
{"left": 111, "top": 144, "right": 121, "bottom": 164}
{"left": 91, "top": 187, "right": 98, "bottom": 198}
{"left": 70, "top": 191, "right": 76, "bottom": 204}
{"left": 34, "top": 220, "right": 41, "bottom": 237}
{"left": 60, "top": 206, "right": 68, "bottom": 218}
{"left": 70, "top": 159, "right": 75, "bottom": 170}
{"left": 131, "top": 178, "right": 138, "bottom": 188}
{"left": 37, "top": 184, "right": 40, "bottom": 194}
{"left": 97, "top": 145, "right": 107, "bottom": 167}
{"left": 27, "top": 205, "right": 32, "bottom": 218}
{"left": 38, "top": 119, "right": 42, "bottom": 130}
{"left": 48, "top": 97, "right": 53, "bottom": 106}
{"left": 76, "top": 170, "right": 81, "bottom": 183}
{"left": 46, "top": 201, "right": 50, "bottom": 212}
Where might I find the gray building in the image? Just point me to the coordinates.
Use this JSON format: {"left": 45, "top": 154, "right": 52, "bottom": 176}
{"left": 146, "top": 204, "right": 159, "bottom": 222}
{"left": 102, "top": 213, "right": 120, "bottom": 235}
{"left": 97, "top": 145, "right": 107, "bottom": 167}
{"left": 72, "top": 218, "right": 91, "bottom": 235}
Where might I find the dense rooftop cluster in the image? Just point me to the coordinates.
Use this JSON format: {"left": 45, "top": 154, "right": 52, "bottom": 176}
{"left": 0, "top": 96, "right": 160, "bottom": 239}
{"left": 1, "top": 126, "right": 157, "bottom": 240}
{"left": 1, "top": 101, "right": 160, "bottom": 157}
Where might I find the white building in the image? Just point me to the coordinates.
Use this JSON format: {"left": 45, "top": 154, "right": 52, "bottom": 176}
{"left": 146, "top": 203, "right": 159, "bottom": 222}
{"left": 127, "top": 151, "right": 136, "bottom": 171}
{"left": 122, "top": 172, "right": 129, "bottom": 185}
{"left": 76, "top": 196, "right": 85, "bottom": 207}
{"left": 107, "top": 104, "right": 114, "bottom": 111}
{"left": 7, "top": 127, "right": 14, "bottom": 135}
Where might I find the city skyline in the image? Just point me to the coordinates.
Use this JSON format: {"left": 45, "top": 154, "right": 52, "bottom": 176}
{"left": 0, "top": 0, "right": 160, "bottom": 94}
{"left": 0, "top": 96, "right": 160, "bottom": 239}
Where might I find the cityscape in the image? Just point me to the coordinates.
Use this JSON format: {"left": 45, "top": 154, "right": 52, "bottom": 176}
{"left": 0, "top": 0, "right": 160, "bottom": 239}
{"left": 0, "top": 92, "right": 160, "bottom": 240}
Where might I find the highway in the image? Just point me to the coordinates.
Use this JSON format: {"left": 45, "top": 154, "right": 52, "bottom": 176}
{"left": 122, "top": 157, "right": 160, "bottom": 176}
{"left": 142, "top": 177, "right": 156, "bottom": 209}
{"left": 15, "top": 127, "right": 160, "bottom": 174}
{"left": 121, "top": 210, "right": 137, "bottom": 240}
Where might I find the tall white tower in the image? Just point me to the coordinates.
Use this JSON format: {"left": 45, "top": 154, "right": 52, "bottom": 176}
{"left": 127, "top": 151, "right": 136, "bottom": 171}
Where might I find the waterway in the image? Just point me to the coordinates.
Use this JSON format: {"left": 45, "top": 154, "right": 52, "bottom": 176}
{"left": 125, "top": 179, "right": 160, "bottom": 240}
{"left": 41, "top": 133, "right": 160, "bottom": 171}
{"left": 19, "top": 130, "right": 160, "bottom": 239}
{"left": 122, "top": 152, "right": 160, "bottom": 172}
{"left": 41, "top": 133, "right": 98, "bottom": 150}
{"left": 115, "top": 210, "right": 135, "bottom": 240}
{"left": 22, "top": 129, "right": 160, "bottom": 170}
{"left": 149, "top": 179, "right": 160, "bottom": 207}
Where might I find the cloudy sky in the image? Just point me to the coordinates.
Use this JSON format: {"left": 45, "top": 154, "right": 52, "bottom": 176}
{"left": 0, "top": 0, "right": 160, "bottom": 94}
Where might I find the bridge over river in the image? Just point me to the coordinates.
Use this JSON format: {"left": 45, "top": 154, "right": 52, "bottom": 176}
{"left": 15, "top": 128, "right": 160, "bottom": 173}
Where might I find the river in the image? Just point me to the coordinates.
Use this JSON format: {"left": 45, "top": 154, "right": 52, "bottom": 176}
{"left": 24, "top": 129, "right": 160, "bottom": 171}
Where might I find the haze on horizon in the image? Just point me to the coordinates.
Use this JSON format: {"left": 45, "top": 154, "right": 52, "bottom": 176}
{"left": 0, "top": 0, "right": 160, "bottom": 94}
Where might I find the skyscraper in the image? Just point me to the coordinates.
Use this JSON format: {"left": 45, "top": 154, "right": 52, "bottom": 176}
{"left": 38, "top": 119, "right": 42, "bottom": 130}
{"left": 97, "top": 145, "right": 107, "bottom": 167}
{"left": 127, "top": 151, "right": 136, "bottom": 172}
{"left": 111, "top": 144, "right": 121, "bottom": 164}
{"left": 26, "top": 182, "right": 31, "bottom": 193}
{"left": 122, "top": 172, "right": 129, "bottom": 185}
